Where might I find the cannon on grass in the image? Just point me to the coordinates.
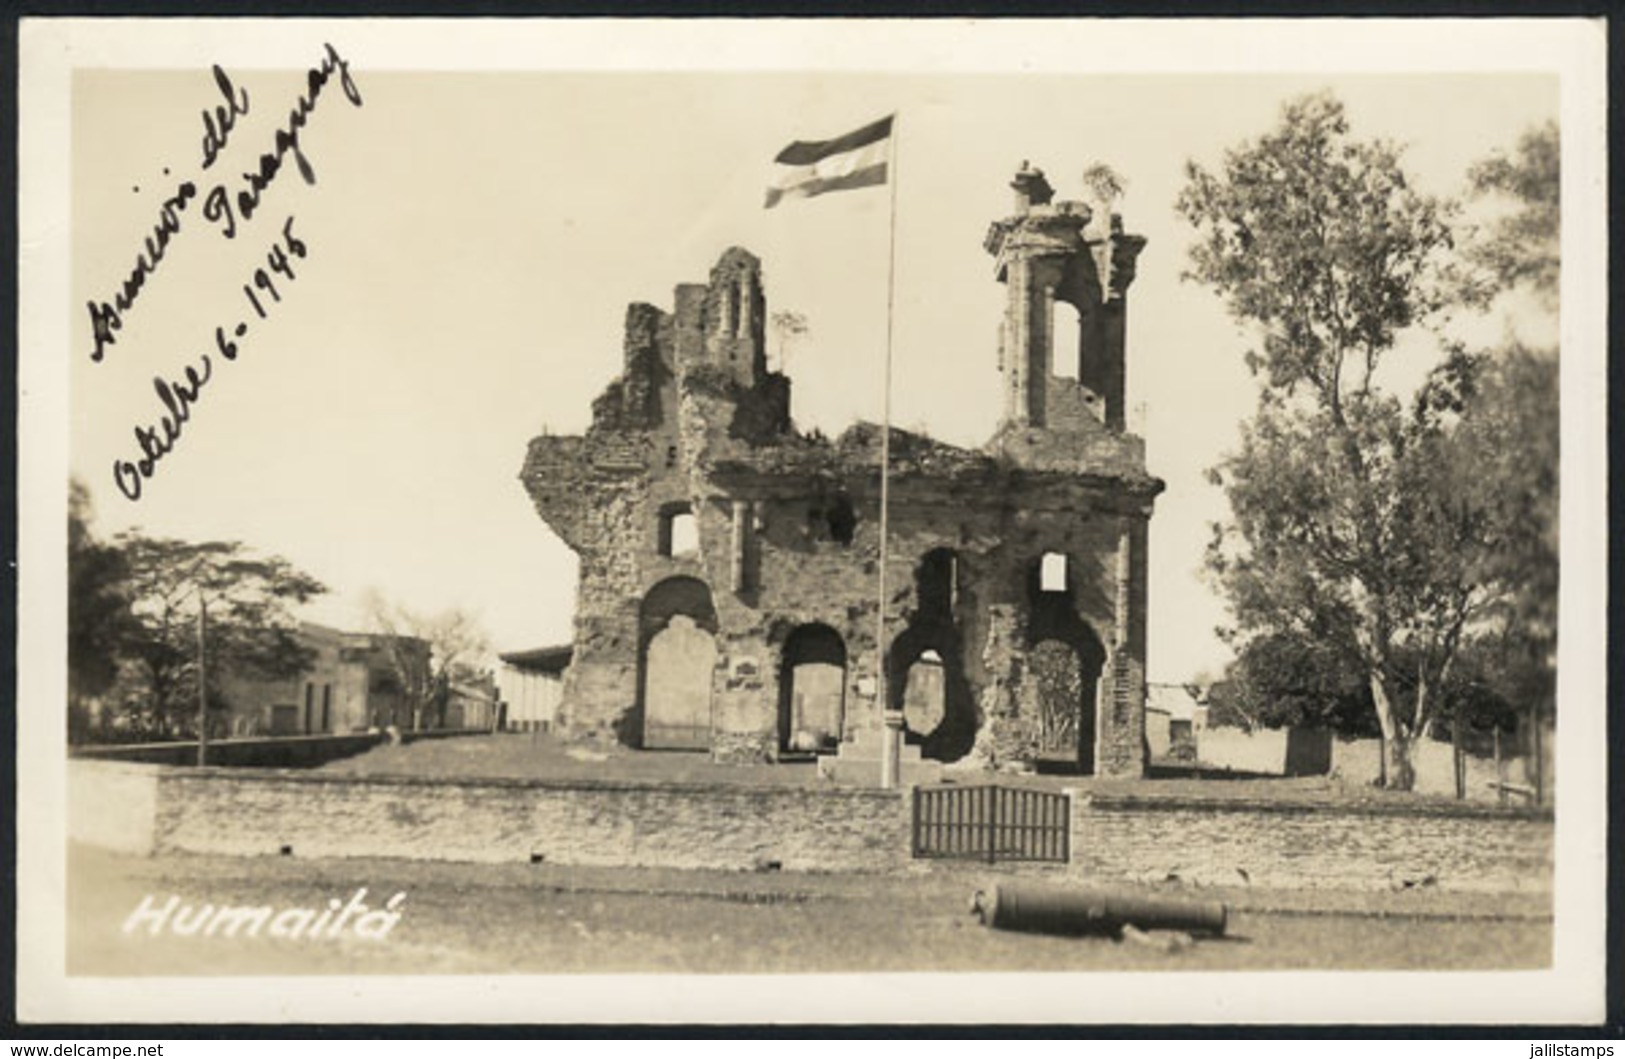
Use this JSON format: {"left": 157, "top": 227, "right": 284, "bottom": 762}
{"left": 972, "top": 882, "right": 1228, "bottom": 952}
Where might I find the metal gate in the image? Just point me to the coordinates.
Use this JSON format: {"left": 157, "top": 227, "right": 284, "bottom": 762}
{"left": 910, "top": 784, "right": 1071, "bottom": 864}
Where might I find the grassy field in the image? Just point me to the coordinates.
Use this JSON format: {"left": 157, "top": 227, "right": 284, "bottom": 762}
{"left": 70, "top": 843, "right": 1550, "bottom": 977}
{"left": 320, "top": 732, "right": 1516, "bottom": 817}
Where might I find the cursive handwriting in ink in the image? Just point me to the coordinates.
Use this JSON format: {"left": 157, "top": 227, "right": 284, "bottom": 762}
{"left": 86, "top": 178, "right": 199, "bottom": 362}
{"left": 200, "top": 65, "right": 251, "bottom": 170}
{"left": 114, "top": 218, "right": 308, "bottom": 502}
{"left": 203, "top": 43, "right": 363, "bottom": 240}
{"left": 112, "top": 355, "right": 214, "bottom": 502}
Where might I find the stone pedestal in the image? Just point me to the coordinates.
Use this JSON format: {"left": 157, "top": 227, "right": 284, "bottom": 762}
{"left": 818, "top": 723, "right": 944, "bottom": 788}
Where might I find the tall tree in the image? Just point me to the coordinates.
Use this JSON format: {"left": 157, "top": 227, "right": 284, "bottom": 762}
{"left": 67, "top": 479, "right": 133, "bottom": 739}
{"left": 1178, "top": 93, "right": 1515, "bottom": 789}
{"left": 114, "top": 534, "right": 325, "bottom": 737}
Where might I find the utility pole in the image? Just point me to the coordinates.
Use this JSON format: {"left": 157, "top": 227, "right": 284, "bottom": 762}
{"left": 196, "top": 593, "right": 209, "bottom": 767}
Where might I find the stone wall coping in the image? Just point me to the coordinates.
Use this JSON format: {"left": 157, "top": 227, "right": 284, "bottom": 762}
{"left": 72, "top": 732, "right": 383, "bottom": 755}
{"left": 1084, "top": 791, "right": 1554, "bottom": 823}
{"left": 155, "top": 766, "right": 909, "bottom": 801}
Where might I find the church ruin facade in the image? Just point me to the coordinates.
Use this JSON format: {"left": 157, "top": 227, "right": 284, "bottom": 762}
{"left": 521, "top": 163, "right": 1163, "bottom": 778}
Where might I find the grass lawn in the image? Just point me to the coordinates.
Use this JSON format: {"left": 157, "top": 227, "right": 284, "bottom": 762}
{"left": 322, "top": 732, "right": 1498, "bottom": 814}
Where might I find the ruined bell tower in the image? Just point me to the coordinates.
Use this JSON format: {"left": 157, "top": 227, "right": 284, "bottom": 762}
{"left": 985, "top": 162, "right": 1146, "bottom": 435}
{"left": 522, "top": 159, "right": 1161, "bottom": 779}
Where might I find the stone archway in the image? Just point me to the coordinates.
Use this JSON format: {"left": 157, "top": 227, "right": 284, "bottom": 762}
{"left": 1026, "top": 554, "right": 1107, "bottom": 773}
{"left": 1027, "top": 638, "right": 1101, "bottom": 772}
{"left": 778, "top": 624, "right": 846, "bottom": 754}
{"left": 639, "top": 576, "right": 718, "bottom": 750}
{"left": 886, "top": 548, "right": 978, "bottom": 764}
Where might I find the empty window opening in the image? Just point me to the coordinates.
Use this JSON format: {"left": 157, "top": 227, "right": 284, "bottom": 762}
{"left": 826, "top": 496, "right": 857, "bottom": 546}
{"left": 659, "top": 503, "right": 699, "bottom": 557}
{"left": 1052, "top": 300, "right": 1081, "bottom": 380}
{"left": 916, "top": 549, "right": 959, "bottom": 615}
{"left": 1040, "top": 552, "right": 1068, "bottom": 593}
{"left": 724, "top": 284, "right": 741, "bottom": 337}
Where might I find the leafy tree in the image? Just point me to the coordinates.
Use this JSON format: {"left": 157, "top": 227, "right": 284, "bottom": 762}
{"left": 1178, "top": 93, "right": 1534, "bottom": 789}
{"left": 1208, "top": 630, "right": 1377, "bottom": 735}
{"left": 1080, "top": 162, "right": 1127, "bottom": 208}
{"left": 113, "top": 534, "right": 325, "bottom": 737}
{"left": 362, "top": 590, "right": 489, "bottom": 730}
{"left": 1464, "top": 121, "right": 1559, "bottom": 309}
{"left": 67, "top": 480, "right": 133, "bottom": 740}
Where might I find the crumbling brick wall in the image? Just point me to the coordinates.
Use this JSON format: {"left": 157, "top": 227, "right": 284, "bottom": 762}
{"left": 522, "top": 163, "right": 1163, "bottom": 778}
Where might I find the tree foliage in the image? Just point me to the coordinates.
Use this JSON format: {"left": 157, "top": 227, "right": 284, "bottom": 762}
{"left": 112, "top": 534, "right": 325, "bottom": 737}
{"left": 1080, "top": 162, "right": 1128, "bottom": 207}
{"left": 1207, "top": 631, "right": 1377, "bottom": 736}
{"left": 1465, "top": 121, "right": 1559, "bottom": 308}
{"left": 68, "top": 480, "right": 134, "bottom": 736}
{"left": 363, "top": 590, "right": 490, "bottom": 730}
{"left": 1179, "top": 93, "right": 1554, "bottom": 788}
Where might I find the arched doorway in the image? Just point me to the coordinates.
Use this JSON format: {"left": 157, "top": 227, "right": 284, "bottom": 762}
{"left": 1028, "top": 638, "right": 1101, "bottom": 771}
{"left": 1027, "top": 553, "right": 1107, "bottom": 773}
{"left": 901, "top": 648, "right": 946, "bottom": 739}
{"left": 639, "top": 577, "right": 717, "bottom": 750}
{"left": 778, "top": 624, "right": 846, "bottom": 754}
{"left": 886, "top": 548, "right": 977, "bottom": 763}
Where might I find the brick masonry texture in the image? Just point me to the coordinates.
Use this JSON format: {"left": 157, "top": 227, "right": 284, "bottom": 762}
{"left": 1070, "top": 794, "right": 1553, "bottom": 894}
{"left": 148, "top": 767, "right": 910, "bottom": 872}
{"left": 71, "top": 762, "right": 1551, "bottom": 894}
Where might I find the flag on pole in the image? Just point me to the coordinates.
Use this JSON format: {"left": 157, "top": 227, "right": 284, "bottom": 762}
{"left": 764, "top": 115, "right": 894, "bottom": 209}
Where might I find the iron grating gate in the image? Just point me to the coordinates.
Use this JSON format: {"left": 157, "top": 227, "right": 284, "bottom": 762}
{"left": 911, "top": 784, "right": 1071, "bottom": 864}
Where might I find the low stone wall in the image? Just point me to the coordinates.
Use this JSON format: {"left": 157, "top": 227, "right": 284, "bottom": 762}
{"left": 1071, "top": 793, "right": 1553, "bottom": 894}
{"left": 69, "top": 729, "right": 491, "bottom": 769}
{"left": 1197, "top": 727, "right": 1332, "bottom": 777}
{"left": 146, "top": 767, "right": 909, "bottom": 872}
{"left": 1330, "top": 738, "right": 1549, "bottom": 804}
{"left": 67, "top": 761, "right": 1551, "bottom": 894}
{"left": 69, "top": 760, "right": 160, "bottom": 855}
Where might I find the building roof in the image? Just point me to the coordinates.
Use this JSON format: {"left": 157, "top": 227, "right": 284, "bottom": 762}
{"left": 499, "top": 644, "right": 574, "bottom": 673}
{"left": 1145, "top": 683, "right": 1202, "bottom": 721}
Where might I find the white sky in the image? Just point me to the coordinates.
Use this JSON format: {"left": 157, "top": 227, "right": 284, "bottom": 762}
{"left": 66, "top": 52, "right": 1557, "bottom": 684}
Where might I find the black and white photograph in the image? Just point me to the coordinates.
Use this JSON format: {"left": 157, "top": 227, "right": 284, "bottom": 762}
{"left": 15, "top": 17, "right": 1609, "bottom": 1026}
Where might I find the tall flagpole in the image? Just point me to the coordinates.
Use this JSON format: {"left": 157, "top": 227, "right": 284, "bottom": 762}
{"left": 877, "top": 113, "right": 902, "bottom": 791}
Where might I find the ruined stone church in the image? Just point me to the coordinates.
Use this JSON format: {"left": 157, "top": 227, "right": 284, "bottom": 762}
{"left": 521, "top": 163, "right": 1163, "bottom": 778}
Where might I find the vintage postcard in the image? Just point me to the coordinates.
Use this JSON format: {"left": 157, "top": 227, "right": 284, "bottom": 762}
{"left": 16, "top": 18, "right": 1609, "bottom": 1025}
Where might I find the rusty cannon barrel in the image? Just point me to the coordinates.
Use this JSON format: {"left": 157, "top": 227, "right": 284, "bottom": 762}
{"left": 971, "top": 882, "right": 1227, "bottom": 937}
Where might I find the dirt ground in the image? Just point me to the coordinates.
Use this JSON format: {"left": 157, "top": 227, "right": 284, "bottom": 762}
{"left": 69, "top": 843, "right": 1551, "bottom": 977}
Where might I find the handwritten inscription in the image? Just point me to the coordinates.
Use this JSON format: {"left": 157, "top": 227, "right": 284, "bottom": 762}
{"left": 201, "top": 44, "right": 364, "bottom": 240}
{"left": 85, "top": 43, "right": 361, "bottom": 364}
{"left": 86, "top": 178, "right": 201, "bottom": 363}
{"left": 200, "top": 65, "right": 252, "bottom": 170}
{"left": 95, "top": 44, "right": 362, "bottom": 501}
{"left": 113, "top": 219, "right": 310, "bottom": 502}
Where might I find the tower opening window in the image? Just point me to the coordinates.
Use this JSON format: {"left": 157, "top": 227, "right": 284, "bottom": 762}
{"left": 659, "top": 503, "right": 699, "bottom": 557}
{"left": 1040, "top": 552, "right": 1068, "bottom": 593}
{"left": 1052, "top": 300, "right": 1080, "bottom": 380}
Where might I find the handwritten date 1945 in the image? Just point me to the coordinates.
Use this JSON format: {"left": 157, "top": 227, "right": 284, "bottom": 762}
{"left": 114, "top": 217, "right": 309, "bottom": 502}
